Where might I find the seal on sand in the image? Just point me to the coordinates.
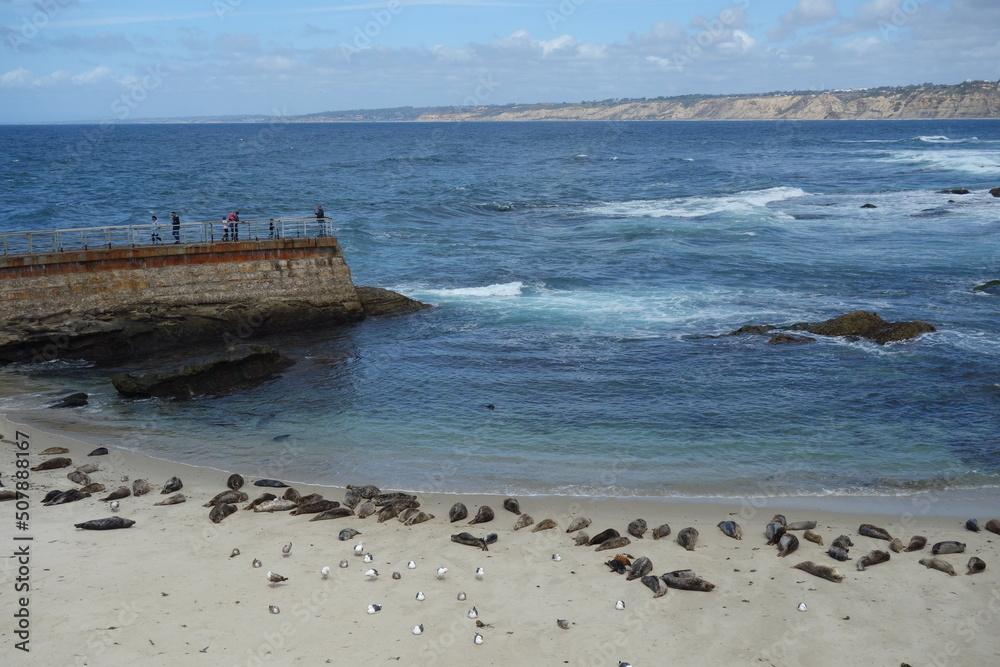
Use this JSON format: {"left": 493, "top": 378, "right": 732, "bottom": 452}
{"left": 244, "top": 493, "right": 276, "bottom": 510}
{"left": 532, "top": 519, "right": 557, "bottom": 532}
{"left": 88, "top": 447, "right": 109, "bottom": 456}
{"left": 573, "top": 531, "right": 590, "bottom": 546}
{"left": 343, "top": 487, "right": 361, "bottom": 510}
{"left": 626, "top": 556, "right": 652, "bottom": 581}
{"left": 888, "top": 538, "right": 904, "bottom": 553}
{"left": 662, "top": 570, "right": 715, "bottom": 592}
{"left": 628, "top": 519, "right": 648, "bottom": 539}
{"left": 255, "top": 498, "right": 297, "bottom": 513}
{"left": 595, "top": 536, "right": 631, "bottom": 552}
{"left": 792, "top": 561, "right": 843, "bottom": 583}
{"left": 931, "top": 541, "right": 965, "bottom": 555}
{"left": 99, "top": 486, "right": 131, "bottom": 501}
{"left": 651, "top": 523, "right": 672, "bottom": 540}
{"left": 132, "top": 479, "right": 151, "bottom": 497}
{"left": 161, "top": 476, "right": 183, "bottom": 494}
{"left": 310, "top": 507, "right": 355, "bottom": 521}
{"left": 31, "top": 457, "right": 72, "bottom": 471}
{"left": 831, "top": 535, "right": 853, "bottom": 549}
{"left": 718, "top": 520, "right": 742, "bottom": 540}
{"left": 503, "top": 497, "right": 521, "bottom": 515}
{"left": 468, "top": 506, "right": 495, "bottom": 525}
{"left": 587, "top": 528, "right": 621, "bottom": 547}
{"left": 75, "top": 517, "right": 135, "bottom": 530}
{"left": 254, "top": 479, "right": 289, "bottom": 488}
{"left": 785, "top": 520, "right": 817, "bottom": 531}
{"left": 803, "top": 529, "right": 823, "bottom": 546}
{"left": 227, "top": 473, "right": 244, "bottom": 490}
{"left": 967, "top": 556, "right": 986, "bottom": 575}
{"left": 66, "top": 470, "right": 90, "bottom": 485}
{"left": 451, "top": 532, "right": 489, "bottom": 551}
{"left": 80, "top": 483, "right": 105, "bottom": 494}
{"left": 339, "top": 528, "right": 361, "bottom": 541}
{"left": 155, "top": 493, "right": 186, "bottom": 506}
{"left": 290, "top": 499, "right": 341, "bottom": 515}
{"left": 513, "top": 514, "right": 535, "bottom": 531}
{"left": 677, "top": 527, "right": 699, "bottom": 551}
{"left": 903, "top": 536, "right": 927, "bottom": 552}
{"left": 209, "top": 503, "right": 237, "bottom": 524}
{"left": 858, "top": 524, "right": 891, "bottom": 540}
{"left": 641, "top": 574, "right": 667, "bottom": 598}
{"left": 40, "top": 447, "right": 70, "bottom": 455}
{"left": 43, "top": 489, "right": 91, "bottom": 505}
{"left": 205, "top": 490, "right": 249, "bottom": 507}
{"left": 566, "top": 517, "right": 591, "bottom": 533}
{"left": 985, "top": 519, "right": 1000, "bottom": 535}
{"left": 777, "top": 533, "right": 799, "bottom": 557}
{"left": 827, "top": 545, "right": 852, "bottom": 561}
{"left": 357, "top": 501, "right": 377, "bottom": 519}
{"left": 449, "top": 502, "right": 468, "bottom": 523}
{"left": 919, "top": 557, "right": 956, "bottom": 576}
{"left": 856, "top": 550, "right": 890, "bottom": 571}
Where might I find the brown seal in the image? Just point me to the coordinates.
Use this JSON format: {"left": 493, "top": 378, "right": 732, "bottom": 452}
{"left": 587, "top": 528, "right": 621, "bottom": 547}
{"left": 75, "top": 463, "right": 99, "bottom": 474}
{"left": 310, "top": 507, "right": 354, "bottom": 521}
{"left": 803, "top": 530, "right": 824, "bottom": 546}
{"left": 902, "top": 535, "right": 926, "bottom": 552}
{"left": 888, "top": 538, "right": 904, "bottom": 553}
{"left": 346, "top": 484, "right": 380, "bottom": 499}
{"left": 244, "top": 493, "right": 276, "bottom": 510}
{"left": 404, "top": 511, "right": 434, "bottom": 526}
{"left": 227, "top": 473, "right": 244, "bottom": 490}
{"left": 931, "top": 541, "right": 965, "bottom": 555}
{"left": 209, "top": 503, "right": 237, "bottom": 524}
{"left": 858, "top": 524, "right": 892, "bottom": 540}
{"left": 343, "top": 487, "right": 361, "bottom": 509}
{"left": 290, "top": 499, "right": 341, "bottom": 515}
{"left": 449, "top": 502, "right": 468, "bottom": 523}
{"left": 161, "top": 476, "right": 183, "bottom": 494}
{"left": 626, "top": 556, "right": 653, "bottom": 581}
{"left": 31, "top": 457, "right": 72, "bottom": 471}
{"left": 651, "top": 523, "right": 672, "bottom": 540}
{"left": 503, "top": 497, "right": 521, "bottom": 515}
{"left": 628, "top": 519, "right": 648, "bottom": 539}
{"left": 985, "top": 519, "right": 1000, "bottom": 535}
{"left": 573, "top": 531, "right": 590, "bottom": 546}
{"left": 777, "top": 533, "right": 799, "bottom": 557}
{"left": 792, "top": 561, "right": 843, "bottom": 583}
{"left": 155, "top": 493, "right": 187, "bottom": 506}
{"left": 79, "top": 483, "right": 105, "bottom": 494}
{"left": 595, "top": 536, "right": 632, "bottom": 552}
{"left": 662, "top": 569, "right": 715, "bottom": 592}
{"left": 468, "top": 506, "right": 495, "bottom": 525}
{"left": 513, "top": 514, "right": 535, "bottom": 531}
{"left": 677, "top": 527, "right": 699, "bottom": 551}
{"left": 357, "top": 501, "right": 377, "bottom": 519}
{"left": 785, "top": 520, "right": 817, "bottom": 531}
{"left": 919, "top": 557, "right": 956, "bottom": 576}
{"left": 966, "top": 556, "right": 986, "bottom": 575}
{"left": 40, "top": 447, "right": 70, "bottom": 455}
{"left": 566, "top": 517, "right": 591, "bottom": 533}
{"left": 856, "top": 550, "right": 890, "bottom": 571}
{"left": 132, "top": 479, "right": 151, "bottom": 497}
{"left": 282, "top": 487, "right": 301, "bottom": 503}
{"left": 43, "top": 489, "right": 91, "bottom": 505}
{"left": 532, "top": 518, "right": 557, "bottom": 532}
{"left": 451, "top": 532, "right": 489, "bottom": 551}
{"left": 99, "top": 486, "right": 131, "bottom": 502}
{"left": 204, "top": 490, "right": 249, "bottom": 507}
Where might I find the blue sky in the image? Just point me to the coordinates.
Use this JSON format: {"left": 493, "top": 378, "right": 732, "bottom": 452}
{"left": 0, "top": 0, "right": 996, "bottom": 122}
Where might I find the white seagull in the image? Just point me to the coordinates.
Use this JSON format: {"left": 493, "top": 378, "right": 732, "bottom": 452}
{"left": 615, "top": 600, "right": 625, "bottom": 610}
{"left": 268, "top": 605, "right": 280, "bottom": 614}
{"left": 435, "top": 567, "right": 448, "bottom": 580}
{"left": 475, "top": 567, "right": 484, "bottom": 580}
{"left": 457, "top": 592, "right": 467, "bottom": 601}
{"left": 354, "top": 541, "right": 365, "bottom": 556}
{"left": 339, "top": 559, "right": 349, "bottom": 568}
{"left": 407, "top": 560, "right": 416, "bottom": 569}
{"left": 364, "top": 568, "right": 379, "bottom": 581}
{"left": 363, "top": 553, "right": 374, "bottom": 563}
{"left": 474, "top": 633, "right": 484, "bottom": 645}
{"left": 551, "top": 554, "right": 561, "bottom": 561}
{"left": 367, "top": 603, "right": 381, "bottom": 614}
{"left": 321, "top": 566, "right": 331, "bottom": 579}
{"left": 415, "top": 591, "right": 425, "bottom": 601}
{"left": 252, "top": 558, "right": 262, "bottom": 568}
{"left": 230, "top": 548, "right": 240, "bottom": 558}
{"left": 109, "top": 500, "right": 120, "bottom": 512}
{"left": 412, "top": 624, "right": 424, "bottom": 635}
{"left": 467, "top": 606, "right": 478, "bottom": 619}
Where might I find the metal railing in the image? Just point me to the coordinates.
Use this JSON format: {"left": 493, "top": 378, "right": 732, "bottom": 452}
{"left": 0, "top": 217, "right": 334, "bottom": 256}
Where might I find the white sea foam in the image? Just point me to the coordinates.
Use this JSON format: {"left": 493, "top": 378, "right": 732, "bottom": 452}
{"left": 880, "top": 149, "right": 1000, "bottom": 175}
{"left": 406, "top": 281, "right": 525, "bottom": 299}
{"left": 913, "top": 135, "right": 979, "bottom": 143}
{"left": 585, "top": 186, "right": 809, "bottom": 218}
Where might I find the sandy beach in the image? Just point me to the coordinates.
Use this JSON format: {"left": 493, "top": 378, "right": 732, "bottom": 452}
{"left": 2, "top": 413, "right": 999, "bottom": 667}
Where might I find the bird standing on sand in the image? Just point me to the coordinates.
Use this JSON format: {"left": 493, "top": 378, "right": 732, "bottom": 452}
{"left": 109, "top": 500, "right": 120, "bottom": 512}
{"left": 321, "top": 566, "right": 331, "bottom": 579}
{"left": 267, "top": 571, "right": 288, "bottom": 587}
{"left": 282, "top": 542, "right": 292, "bottom": 557}
{"left": 367, "top": 604, "right": 381, "bottom": 614}
{"left": 415, "top": 591, "right": 425, "bottom": 601}
{"left": 269, "top": 605, "right": 280, "bottom": 614}
{"left": 365, "top": 568, "right": 379, "bottom": 581}
{"left": 363, "top": 553, "right": 374, "bottom": 563}
{"left": 230, "top": 548, "right": 240, "bottom": 558}
{"left": 354, "top": 541, "right": 365, "bottom": 556}
{"left": 457, "top": 592, "right": 467, "bottom": 601}
{"left": 436, "top": 567, "right": 448, "bottom": 579}
{"left": 252, "top": 559, "right": 262, "bottom": 568}
{"left": 615, "top": 600, "right": 626, "bottom": 610}
{"left": 407, "top": 560, "right": 416, "bottom": 569}
{"left": 474, "top": 633, "right": 484, "bottom": 645}
{"left": 339, "top": 559, "right": 349, "bottom": 568}
{"left": 475, "top": 567, "right": 484, "bottom": 580}
{"left": 467, "top": 606, "right": 478, "bottom": 619}
{"left": 412, "top": 624, "right": 424, "bottom": 635}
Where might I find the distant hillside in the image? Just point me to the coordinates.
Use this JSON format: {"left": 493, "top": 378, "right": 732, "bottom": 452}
{"left": 413, "top": 80, "right": 1000, "bottom": 122}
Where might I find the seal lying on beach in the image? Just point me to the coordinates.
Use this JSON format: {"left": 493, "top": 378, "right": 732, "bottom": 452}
{"left": 451, "top": 532, "right": 489, "bottom": 551}
{"left": 75, "top": 517, "right": 135, "bottom": 530}
{"left": 652, "top": 523, "right": 672, "bottom": 540}
{"left": 132, "top": 479, "right": 151, "bottom": 497}
{"left": 155, "top": 493, "right": 186, "bottom": 506}
{"left": 357, "top": 501, "right": 377, "bottom": 519}
{"left": 66, "top": 471, "right": 90, "bottom": 485}
{"left": 566, "top": 517, "right": 591, "bottom": 533}
{"left": 932, "top": 541, "right": 965, "bottom": 555}
{"left": 205, "top": 490, "right": 249, "bottom": 507}
{"left": 966, "top": 519, "right": 980, "bottom": 532}
{"left": 827, "top": 545, "right": 852, "bottom": 561}
{"left": 100, "top": 486, "right": 131, "bottom": 501}
{"left": 346, "top": 484, "right": 380, "bottom": 499}
{"left": 374, "top": 492, "right": 416, "bottom": 506}
{"left": 858, "top": 524, "right": 892, "bottom": 540}
{"left": 449, "top": 502, "right": 468, "bottom": 523}
{"left": 404, "top": 511, "right": 434, "bottom": 526}
{"left": 88, "top": 447, "right": 109, "bottom": 456}
{"left": 771, "top": 514, "right": 787, "bottom": 526}
{"left": 255, "top": 498, "right": 297, "bottom": 513}
{"left": 290, "top": 499, "right": 341, "bottom": 515}
{"left": 677, "top": 527, "right": 699, "bottom": 551}
{"left": 803, "top": 530, "right": 823, "bottom": 546}
{"left": 209, "top": 503, "right": 237, "bottom": 524}
{"left": 587, "top": 528, "right": 621, "bottom": 547}
{"left": 253, "top": 479, "right": 289, "bottom": 488}
{"left": 339, "top": 528, "right": 361, "bottom": 541}
{"left": 777, "top": 533, "right": 799, "bottom": 557}
{"left": 468, "top": 506, "right": 495, "bottom": 525}
{"left": 343, "top": 487, "right": 361, "bottom": 509}
{"left": 626, "top": 556, "right": 653, "bottom": 581}
{"left": 310, "top": 507, "right": 354, "bottom": 521}
{"left": 856, "top": 550, "right": 890, "bottom": 571}
{"left": 573, "top": 531, "right": 590, "bottom": 545}
{"left": 662, "top": 570, "right": 715, "bottom": 592}
{"left": 888, "top": 538, "right": 904, "bottom": 553}
{"left": 792, "top": 561, "right": 844, "bottom": 583}
{"left": 75, "top": 463, "right": 99, "bottom": 474}
{"left": 31, "top": 457, "right": 72, "bottom": 471}
{"left": 967, "top": 557, "right": 986, "bottom": 575}
{"left": 628, "top": 519, "right": 648, "bottom": 539}
{"left": 80, "top": 483, "right": 105, "bottom": 494}
{"left": 595, "top": 536, "right": 631, "bottom": 552}
{"left": 766, "top": 525, "right": 786, "bottom": 546}
{"left": 513, "top": 514, "right": 535, "bottom": 531}
{"left": 503, "top": 497, "right": 521, "bottom": 515}
{"left": 40, "top": 447, "right": 70, "bottom": 455}
{"left": 903, "top": 536, "right": 927, "bottom": 552}
{"left": 831, "top": 535, "right": 854, "bottom": 549}
{"left": 641, "top": 574, "right": 667, "bottom": 598}
{"left": 43, "top": 489, "right": 91, "bottom": 506}
{"left": 282, "top": 487, "right": 301, "bottom": 503}
{"left": 378, "top": 501, "right": 419, "bottom": 523}
{"left": 227, "top": 473, "right": 244, "bottom": 490}
{"left": 718, "top": 521, "right": 742, "bottom": 540}
{"left": 162, "top": 476, "right": 183, "bottom": 494}
{"left": 919, "top": 557, "right": 956, "bottom": 576}
{"left": 244, "top": 493, "right": 276, "bottom": 510}
{"left": 985, "top": 519, "right": 1000, "bottom": 535}
{"left": 0, "top": 490, "right": 16, "bottom": 501}
{"left": 785, "top": 520, "right": 817, "bottom": 531}
{"left": 532, "top": 519, "right": 558, "bottom": 532}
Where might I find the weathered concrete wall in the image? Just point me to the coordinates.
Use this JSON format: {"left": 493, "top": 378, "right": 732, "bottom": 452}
{"left": 0, "top": 238, "right": 361, "bottom": 320}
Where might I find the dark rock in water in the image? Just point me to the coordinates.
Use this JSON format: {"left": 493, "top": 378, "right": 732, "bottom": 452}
{"left": 972, "top": 280, "right": 1000, "bottom": 293}
{"left": 860, "top": 203, "right": 877, "bottom": 208}
{"left": 354, "top": 286, "right": 430, "bottom": 317}
{"left": 88, "top": 446, "right": 109, "bottom": 456}
{"left": 713, "top": 324, "right": 776, "bottom": 338}
{"left": 767, "top": 333, "right": 815, "bottom": 345}
{"left": 793, "top": 310, "right": 935, "bottom": 345}
{"left": 272, "top": 434, "right": 291, "bottom": 442}
{"left": 254, "top": 479, "right": 289, "bottom": 488}
{"left": 48, "top": 392, "right": 88, "bottom": 408}
{"left": 938, "top": 189, "right": 970, "bottom": 195}
{"left": 990, "top": 187, "right": 1000, "bottom": 197}
{"left": 112, "top": 345, "right": 294, "bottom": 399}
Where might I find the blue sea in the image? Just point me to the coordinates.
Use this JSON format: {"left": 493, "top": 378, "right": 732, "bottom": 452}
{"left": 1, "top": 119, "right": 999, "bottom": 498}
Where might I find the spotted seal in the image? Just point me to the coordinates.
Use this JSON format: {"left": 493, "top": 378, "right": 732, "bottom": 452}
{"left": 919, "top": 557, "right": 956, "bottom": 576}
{"left": 40, "top": 447, "right": 70, "bottom": 456}
{"left": 764, "top": 522, "right": 784, "bottom": 543}
{"left": 468, "top": 506, "right": 495, "bottom": 525}
{"left": 566, "top": 517, "right": 591, "bottom": 533}
{"left": 503, "top": 497, "right": 521, "bottom": 515}
{"left": 777, "top": 533, "right": 799, "bottom": 558}
{"left": 627, "top": 519, "right": 648, "bottom": 539}
{"left": 513, "top": 514, "right": 535, "bottom": 531}
{"left": 831, "top": 535, "right": 854, "bottom": 549}
{"left": 209, "top": 503, "right": 237, "bottom": 524}
{"left": 651, "top": 523, "right": 672, "bottom": 540}
{"left": 532, "top": 519, "right": 558, "bottom": 532}
{"left": 677, "top": 527, "right": 699, "bottom": 551}
{"left": 161, "top": 476, "right": 183, "bottom": 494}
{"left": 626, "top": 556, "right": 653, "bottom": 581}
{"left": 66, "top": 470, "right": 90, "bottom": 485}
{"left": 132, "top": 479, "right": 151, "bottom": 497}
{"left": 966, "top": 519, "right": 980, "bottom": 532}
{"left": 451, "top": 532, "right": 489, "bottom": 551}
{"left": 641, "top": 574, "right": 667, "bottom": 598}
{"left": 244, "top": 493, "right": 276, "bottom": 511}
{"left": 339, "top": 528, "right": 362, "bottom": 541}
{"left": 347, "top": 484, "right": 380, "bottom": 499}
{"left": 357, "top": 501, "right": 377, "bottom": 519}
{"left": 858, "top": 524, "right": 891, "bottom": 541}
{"left": 718, "top": 520, "right": 742, "bottom": 540}
{"left": 80, "top": 483, "right": 106, "bottom": 494}
{"left": 374, "top": 492, "right": 417, "bottom": 507}
{"left": 888, "top": 538, "right": 904, "bottom": 553}
{"left": 155, "top": 493, "right": 186, "bottom": 506}
{"left": 75, "top": 463, "right": 100, "bottom": 474}
{"left": 31, "top": 457, "right": 72, "bottom": 471}
{"left": 903, "top": 535, "right": 927, "bottom": 552}
{"left": 227, "top": 473, "right": 244, "bottom": 490}
{"left": 343, "top": 487, "right": 361, "bottom": 509}
{"left": 931, "top": 541, "right": 965, "bottom": 555}
{"left": 204, "top": 489, "right": 249, "bottom": 507}
{"left": 404, "top": 511, "right": 434, "bottom": 526}
{"left": 99, "top": 486, "right": 131, "bottom": 502}
{"left": 662, "top": 569, "right": 715, "bottom": 592}
{"left": 587, "top": 528, "right": 621, "bottom": 547}
{"left": 290, "top": 499, "right": 341, "bottom": 516}
{"left": 449, "top": 502, "right": 468, "bottom": 523}
{"left": 595, "top": 536, "right": 631, "bottom": 552}
{"left": 255, "top": 498, "right": 297, "bottom": 513}
{"left": 966, "top": 556, "right": 986, "bottom": 575}
{"left": 785, "top": 520, "right": 817, "bottom": 531}
{"left": 310, "top": 507, "right": 355, "bottom": 521}
{"left": 803, "top": 530, "right": 823, "bottom": 546}
{"left": 856, "top": 550, "right": 890, "bottom": 571}
{"left": 282, "top": 487, "right": 301, "bottom": 503}
{"left": 573, "top": 531, "right": 590, "bottom": 546}
{"left": 827, "top": 545, "right": 852, "bottom": 561}
{"left": 792, "top": 561, "right": 843, "bottom": 583}
{"left": 43, "top": 489, "right": 91, "bottom": 506}
{"left": 75, "top": 517, "right": 135, "bottom": 530}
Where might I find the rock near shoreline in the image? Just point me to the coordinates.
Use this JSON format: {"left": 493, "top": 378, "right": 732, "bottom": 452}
{"left": 719, "top": 310, "right": 935, "bottom": 345}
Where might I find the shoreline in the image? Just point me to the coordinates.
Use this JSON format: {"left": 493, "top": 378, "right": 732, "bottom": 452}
{"left": 3, "top": 411, "right": 1000, "bottom": 665}
{"left": 5, "top": 409, "right": 1000, "bottom": 517}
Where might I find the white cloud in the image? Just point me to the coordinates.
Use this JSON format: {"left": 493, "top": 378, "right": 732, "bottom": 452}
{"left": 71, "top": 65, "right": 114, "bottom": 84}
{"left": 768, "top": 0, "right": 840, "bottom": 42}
{"left": 0, "top": 67, "right": 32, "bottom": 87}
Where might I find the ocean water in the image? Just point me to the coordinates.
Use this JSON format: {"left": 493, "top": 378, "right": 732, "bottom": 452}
{"left": 1, "top": 119, "right": 999, "bottom": 498}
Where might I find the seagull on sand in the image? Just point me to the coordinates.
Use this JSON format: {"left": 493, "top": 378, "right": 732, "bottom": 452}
{"left": 436, "top": 567, "right": 448, "bottom": 580}
{"left": 268, "top": 605, "right": 280, "bottom": 614}
{"left": 474, "top": 633, "right": 484, "bottom": 645}
{"left": 252, "top": 559, "right": 262, "bottom": 568}
{"left": 415, "top": 591, "right": 425, "bottom": 601}
{"left": 363, "top": 553, "right": 374, "bottom": 563}
{"left": 354, "top": 541, "right": 365, "bottom": 556}
{"left": 321, "top": 566, "right": 331, "bottom": 579}
{"left": 467, "top": 606, "right": 478, "bottom": 619}
{"left": 109, "top": 500, "right": 120, "bottom": 512}
{"left": 615, "top": 600, "right": 626, "bottom": 610}
{"left": 282, "top": 542, "right": 292, "bottom": 557}
{"left": 364, "top": 568, "right": 379, "bottom": 581}
{"left": 230, "top": 548, "right": 240, "bottom": 558}
{"left": 367, "top": 603, "right": 382, "bottom": 614}
{"left": 267, "top": 571, "right": 288, "bottom": 587}
{"left": 457, "top": 592, "right": 467, "bottom": 601}
{"left": 407, "top": 560, "right": 416, "bottom": 569}
{"left": 339, "top": 559, "right": 349, "bottom": 568}
{"left": 475, "top": 567, "right": 484, "bottom": 580}
{"left": 412, "top": 624, "right": 424, "bottom": 635}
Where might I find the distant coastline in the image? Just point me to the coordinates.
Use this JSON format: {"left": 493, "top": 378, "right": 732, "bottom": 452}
{"left": 27, "top": 79, "right": 1000, "bottom": 125}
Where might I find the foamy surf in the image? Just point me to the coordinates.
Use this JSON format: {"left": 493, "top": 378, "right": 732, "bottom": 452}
{"left": 585, "top": 186, "right": 809, "bottom": 218}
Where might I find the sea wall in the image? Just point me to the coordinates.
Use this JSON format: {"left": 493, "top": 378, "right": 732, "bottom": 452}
{"left": 0, "top": 237, "right": 361, "bottom": 321}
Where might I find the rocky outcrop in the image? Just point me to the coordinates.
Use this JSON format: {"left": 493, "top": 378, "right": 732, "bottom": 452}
{"left": 112, "top": 346, "right": 294, "bottom": 398}
{"left": 719, "top": 310, "right": 934, "bottom": 345}
{"left": 47, "top": 392, "right": 89, "bottom": 408}
{"left": 973, "top": 280, "right": 1000, "bottom": 293}
{"left": 990, "top": 187, "right": 1000, "bottom": 197}
{"left": 355, "top": 286, "right": 431, "bottom": 317}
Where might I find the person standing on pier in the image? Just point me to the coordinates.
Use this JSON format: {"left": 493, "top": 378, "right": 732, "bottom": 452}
{"left": 171, "top": 211, "right": 181, "bottom": 244}
{"left": 315, "top": 204, "right": 326, "bottom": 236}
{"left": 222, "top": 216, "right": 230, "bottom": 241}
{"left": 150, "top": 215, "right": 162, "bottom": 244}
{"left": 229, "top": 211, "right": 240, "bottom": 241}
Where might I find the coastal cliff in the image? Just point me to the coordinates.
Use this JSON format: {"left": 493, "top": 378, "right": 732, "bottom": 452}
{"left": 414, "top": 80, "right": 1000, "bottom": 122}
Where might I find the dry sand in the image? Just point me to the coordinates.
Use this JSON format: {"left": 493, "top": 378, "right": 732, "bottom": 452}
{"left": 2, "top": 413, "right": 999, "bottom": 667}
